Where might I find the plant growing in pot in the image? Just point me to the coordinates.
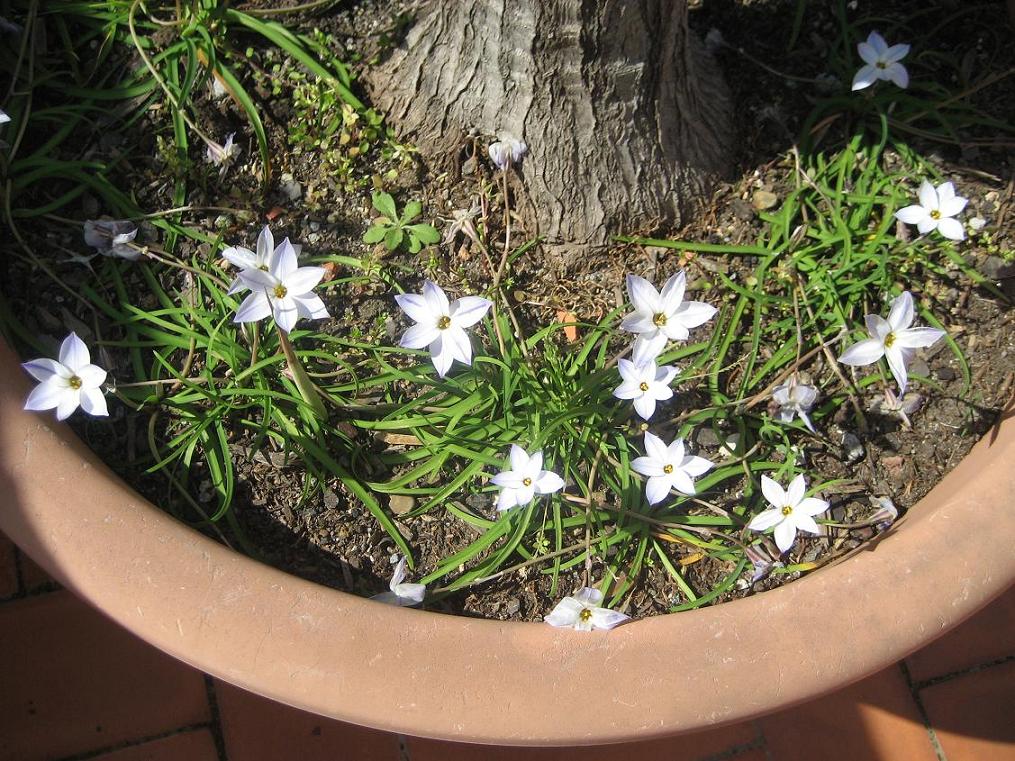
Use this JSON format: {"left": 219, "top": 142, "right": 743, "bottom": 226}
{"left": 1, "top": 0, "right": 1014, "bottom": 745}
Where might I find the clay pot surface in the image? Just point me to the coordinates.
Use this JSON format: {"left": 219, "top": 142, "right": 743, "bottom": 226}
{"left": 1, "top": 339, "right": 1013, "bottom": 746}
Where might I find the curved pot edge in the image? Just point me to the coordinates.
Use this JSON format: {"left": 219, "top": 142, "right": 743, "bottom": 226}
{"left": 1, "top": 339, "right": 1013, "bottom": 746}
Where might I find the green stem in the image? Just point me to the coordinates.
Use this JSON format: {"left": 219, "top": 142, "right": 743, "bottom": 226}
{"left": 277, "top": 329, "right": 327, "bottom": 419}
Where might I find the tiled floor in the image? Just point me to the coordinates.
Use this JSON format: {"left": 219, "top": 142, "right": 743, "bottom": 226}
{"left": 1, "top": 530, "right": 1013, "bottom": 761}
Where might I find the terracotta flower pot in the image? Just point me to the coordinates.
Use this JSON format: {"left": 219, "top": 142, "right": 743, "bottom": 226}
{"left": 1, "top": 337, "right": 1013, "bottom": 746}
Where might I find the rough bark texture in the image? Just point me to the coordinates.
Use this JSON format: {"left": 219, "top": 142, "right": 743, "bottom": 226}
{"left": 366, "top": 0, "right": 732, "bottom": 248}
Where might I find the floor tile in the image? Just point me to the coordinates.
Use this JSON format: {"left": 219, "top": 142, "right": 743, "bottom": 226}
{"left": 905, "top": 585, "right": 1015, "bottom": 683}
{"left": 921, "top": 660, "right": 1015, "bottom": 761}
{"left": 88, "top": 729, "right": 220, "bottom": 761}
{"left": 18, "top": 549, "right": 59, "bottom": 594}
{"left": 758, "top": 666, "right": 938, "bottom": 761}
{"left": 405, "top": 721, "right": 756, "bottom": 761}
{"left": 0, "top": 591, "right": 211, "bottom": 761}
{"left": 0, "top": 533, "right": 17, "bottom": 599}
{"left": 215, "top": 680, "right": 400, "bottom": 761}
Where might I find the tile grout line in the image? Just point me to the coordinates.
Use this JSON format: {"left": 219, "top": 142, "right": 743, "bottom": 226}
{"left": 898, "top": 661, "right": 948, "bottom": 761}
{"left": 49, "top": 722, "right": 219, "bottom": 761}
{"left": 204, "top": 676, "right": 230, "bottom": 761}
{"left": 910, "top": 653, "right": 1015, "bottom": 691}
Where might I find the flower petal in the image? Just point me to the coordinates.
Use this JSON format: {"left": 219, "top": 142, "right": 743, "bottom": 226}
{"left": 496, "top": 487, "right": 520, "bottom": 511}
{"left": 936, "top": 217, "right": 965, "bottom": 241}
{"left": 270, "top": 238, "right": 299, "bottom": 279}
{"left": 24, "top": 380, "right": 66, "bottom": 412}
{"left": 797, "top": 497, "right": 830, "bottom": 517}
{"left": 658, "top": 271, "right": 686, "bottom": 312}
{"left": 492, "top": 471, "right": 525, "bottom": 489}
{"left": 257, "top": 226, "right": 275, "bottom": 262}
{"left": 395, "top": 293, "right": 435, "bottom": 325}
{"left": 59, "top": 332, "right": 90, "bottom": 370}
{"left": 390, "top": 556, "right": 408, "bottom": 588}
{"left": 612, "top": 381, "right": 642, "bottom": 400}
{"left": 574, "top": 588, "right": 604, "bottom": 606}
{"left": 760, "top": 475, "right": 786, "bottom": 509}
{"left": 669, "top": 469, "right": 696, "bottom": 496}
{"left": 631, "top": 456, "right": 665, "bottom": 477}
{"left": 838, "top": 338, "right": 885, "bottom": 367}
{"left": 400, "top": 322, "right": 441, "bottom": 349}
{"left": 283, "top": 266, "right": 325, "bottom": 296}
{"left": 292, "top": 294, "right": 330, "bottom": 321}
{"left": 643, "top": 431, "right": 668, "bottom": 462}
{"left": 621, "top": 314, "right": 659, "bottom": 336}
{"left": 884, "top": 43, "right": 910, "bottom": 63}
{"left": 631, "top": 333, "right": 666, "bottom": 365}
{"left": 76, "top": 364, "right": 107, "bottom": 388}
{"left": 509, "top": 444, "right": 530, "bottom": 473}
{"left": 774, "top": 520, "right": 797, "bottom": 553}
{"left": 851, "top": 64, "right": 877, "bottom": 91}
{"left": 234, "top": 291, "right": 272, "bottom": 324}
{"left": 81, "top": 389, "right": 111, "bottom": 416}
{"left": 938, "top": 195, "right": 968, "bottom": 218}
{"left": 645, "top": 475, "right": 672, "bottom": 505}
{"left": 534, "top": 471, "right": 564, "bottom": 495}
{"left": 681, "top": 455, "right": 714, "bottom": 478}
{"left": 673, "top": 301, "right": 717, "bottom": 331}
{"left": 857, "top": 41, "right": 878, "bottom": 66}
{"left": 22, "top": 358, "right": 68, "bottom": 383}
{"left": 786, "top": 474, "right": 807, "bottom": 507}
{"left": 589, "top": 608, "right": 630, "bottom": 631}
{"left": 895, "top": 327, "right": 945, "bottom": 349}
{"left": 886, "top": 62, "right": 909, "bottom": 89}
{"left": 393, "top": 583, "right": 426, "bottom": 604}
{"left": 887, "top": 291, "right": 914, "bottom": 332}
{"left": 867, "top": 31, "right": 888, "bottom": 56}
{"left": 894, "top": 205, "right": 929, "bottom": 225}
{"left": 918, "top": 180, "right": 938, "bottom": 212}
{"left": 450, "top": 296, "right": 492, "bottom": 328}
{"left": 222, "top": 246, "right": 257, "bottom": 270}
{"left": 238, "top": 268, "right": 278, "bottom": 290}
{"left": 794, "top": 514, "right": 821, "bottom": 536}
{"left": 430, "top": 335, "right": 455, "bottom": 377}
{"left": 632, "top": 395, "right": 656, "bottom": 420}
{"left": 626, "top": 274, "right": 661, "bottom": 315}
{"left": 272, "top": 297, "right": 299, "bottom": 333}
{"left": 422, "top": 280, "right": 450, "bottom": 316}
{"left": 543, "top": 598, "right": 583, "bottom": 628}
{"left": 443, "top": 325, "right": 473, "bottom": 367}
{"left": 747, "top": 508, "right": 782, "bottom": 532}
{"left": 885, "top": 345, "right": 909, "bottom": 392}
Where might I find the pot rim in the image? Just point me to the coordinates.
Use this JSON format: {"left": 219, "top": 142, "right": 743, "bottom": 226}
{"left": 1, "top": 340, "right": 1013, "bottom": 746}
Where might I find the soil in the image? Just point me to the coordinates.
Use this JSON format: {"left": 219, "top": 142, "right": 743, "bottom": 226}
{"left": 3, "top": 0, "right": 1013, "bottom": 622}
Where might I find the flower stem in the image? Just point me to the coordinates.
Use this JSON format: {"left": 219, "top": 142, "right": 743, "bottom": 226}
{"left": 277, "top": 329, "right": 327, "bottom": 419}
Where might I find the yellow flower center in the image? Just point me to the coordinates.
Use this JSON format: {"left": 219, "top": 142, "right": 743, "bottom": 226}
{"left": 876, "top": 61, "right": 887, "bottom": 69}
{"left": 522, "top": 477, "right": 532, "bottom": 487}
{"left": 258, "top": 264, "right": 269, "bottom": 271}
{"left": 663, "top": 464, "right": 674, "bottom": 474}
{"left": 68, "top": 375, "right": 82, "bottom": 390}
{"left": 437, "top": 315, "right": 452, "bottom": 330}
{"left": 884, "top": 332, "right": 896, "bottom": 348}
{"left": 579, "top": 609, "right": 593, "bottom": 623}
{"left": 639, "top": 382, "right": 649, "bottom": 392}
{"left": 929, "top": 210, "right": 941, "bottom": 220}
{"left": 781, "top": 505, "right": 793, "bottom": 516}
{"left": 273, "top": 284, "right": 288, "bottom": 299}
{"left": 653, "top": 312, "right": 668, "bottom": 327}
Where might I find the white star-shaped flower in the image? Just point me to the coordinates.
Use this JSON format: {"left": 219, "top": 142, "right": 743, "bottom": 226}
{"left": 621, "top": 272, "right": 717, "bottom": 364}
{"left": 837, "top": 291, "right": 945, "bottom": 395}
{"left": 894, "top": 180, "right": 968, "bottom": 241}
{"left": 206, "top": 131, "right": 240, "bottom": 170}
{"left": 488, "top": 134, "right": 527, "bottom": 170}
{"left": 746, "top": 474, "right": 828, "bottom": 554}
{"left": 772, "top": 378, "right": 819, "bottom": 433}
{"left": 543, "top": 587, "right": 630, "bottom": 631}
{"left": 613, "top": 358, "right": 678, "bottom": 420}
{"left": 490, "top": 445, "right": 565, "bottom": 512}
{"left": 371, "top": 556, "right": 426, "bottom": 607}
{"left": 22, "top": 332, "right": 108, "bottom": 421}
{"left": 222, "top": 225, "right": 303, "bottom": 295}
{"left": 631, "top": 431, "right": 714, "bottom": 505}
{"left": 852, "top": 31, "right": 910, "bottom": 91}
{"left": 233, "top": 238, "right": 329, "bottom": 333}
{"left": 394, "top": 280, "right": 492, "bottom": 377}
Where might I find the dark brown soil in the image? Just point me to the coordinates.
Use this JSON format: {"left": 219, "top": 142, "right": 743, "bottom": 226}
{"left": 3, "top": 0, "right": 1013, "bottom": 622}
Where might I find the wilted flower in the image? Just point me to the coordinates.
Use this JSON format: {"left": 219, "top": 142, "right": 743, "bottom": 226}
{"left": 83, "top": 219, "right": 141, "bottom": 261}
{"left": 837, "top": 291, "right": 945, "bottom": 395}
{"left": 621, "top": 272, "right": 717, "bottom": 364}
{"left": 394, "top": 280, "right": 492, "bottom": 377}
{"left": 205, "top": 132, "right": 240, "bottom": 171}
{"left": 371, "top": 556, "right": 426, "bottom": 607}
{"left": 233, "top": 238, "right": 329, "bottom": 333}
{"left": 22, "top": 332, "right": 108, "bottom": 421}
{"left": 968, "top": 216, "right": 987, "bottom": 233}
{"left": 631, "top": 431, "right": 714, "bottom": 504}
{"left": 894, "top": 180, "right": 968, "bottom": 241}
{"left": 613, "top": 357, "right": 678, "bottom": 420}
{"left": 491, "top": 445, "right": 565, "bottom": 512}
{"left": 745, "top": 543, "right": 781, "bottom": 583}
{"left": 222, "top": 225, "right": 300, "bottom": 295}
{"left": 871, "top": 387, "right": 923, "bottom": 428}
{"left": 443, "top": 200, "right": 482, "bottom": 247}
{"left": 747, "top": 474, "right": 829, "bottom": 554}
{"left": 488, "top": 134, "right": 527, "bottom": 170}
{"left": 771, "top": 377, "right": 819, "bottom": 433}
{"left": 869, "top": 496, "right": 899, "bottom": 531}
{"left": 543, "top": 587, "right": 630, "bottom": 631}
{"left": 852, "top": 31, "right": 910, "bottom": 91}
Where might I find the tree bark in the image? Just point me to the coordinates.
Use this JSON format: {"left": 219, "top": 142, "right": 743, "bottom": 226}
{"left": 366, "top": 0, "right": 732, "bottom": 248}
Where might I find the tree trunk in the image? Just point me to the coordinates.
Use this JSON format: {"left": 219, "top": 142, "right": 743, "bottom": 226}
{"left": 366, "top": 0, "right": 731, "bottom": 248}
